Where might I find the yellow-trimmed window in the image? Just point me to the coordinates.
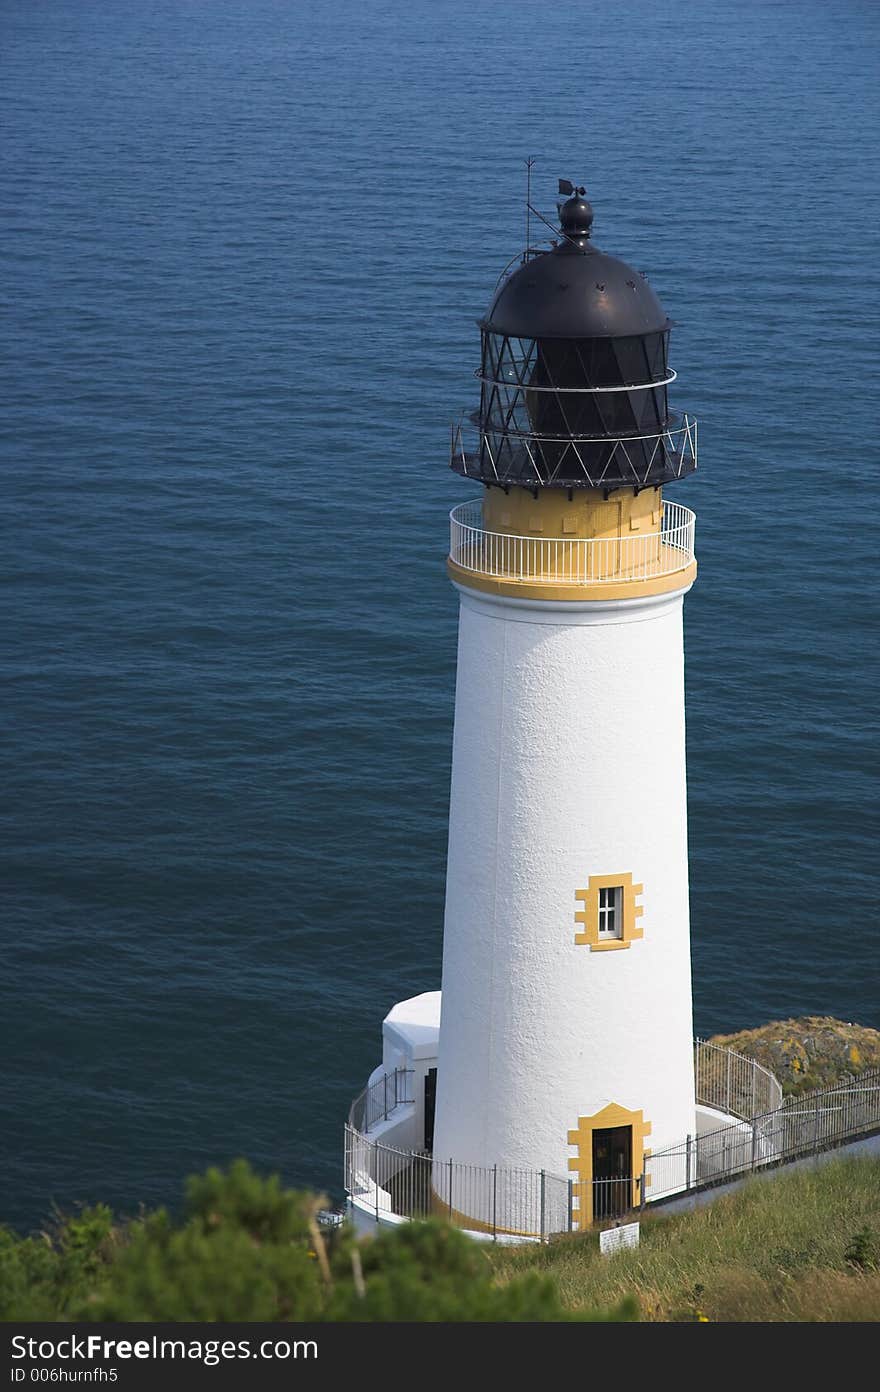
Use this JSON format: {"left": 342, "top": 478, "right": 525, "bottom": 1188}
{"left": 575, "top": 872, "right": 644, "bottom": 951}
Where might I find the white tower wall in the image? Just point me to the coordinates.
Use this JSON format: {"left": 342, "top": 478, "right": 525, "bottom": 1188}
{"left": 433, "top": 582, "right": 696, "bottom": 1199}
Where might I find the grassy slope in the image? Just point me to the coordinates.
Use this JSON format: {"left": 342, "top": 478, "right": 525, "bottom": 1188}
{"left": 490, "top": 1157, "right": 880, "bottom": 1321}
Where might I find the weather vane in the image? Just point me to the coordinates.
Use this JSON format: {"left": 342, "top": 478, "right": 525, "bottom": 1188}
{"left": 523, "top": 167, "right": 590, "bottom": 261}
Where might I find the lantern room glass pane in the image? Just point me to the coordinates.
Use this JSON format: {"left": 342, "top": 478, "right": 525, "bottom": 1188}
{"left": 470, "top": 328, "right": 688, "bottom": 489}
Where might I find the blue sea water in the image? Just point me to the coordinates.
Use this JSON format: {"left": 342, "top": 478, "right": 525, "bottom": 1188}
{"left": 2, "top": 0, "right": 878, "bottom": 1232}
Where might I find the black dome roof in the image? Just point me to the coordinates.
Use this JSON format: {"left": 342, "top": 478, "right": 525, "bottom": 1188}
{"left": 450, "top": 188, "right": 696, "bottom": 491}
{"left": 483, "top": 241, "right": 669, "bottom": 341}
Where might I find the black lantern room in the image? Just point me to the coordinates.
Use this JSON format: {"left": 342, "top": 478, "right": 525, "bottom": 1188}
{"left": 452, "top": 187, "right": 697, "bottom": 490}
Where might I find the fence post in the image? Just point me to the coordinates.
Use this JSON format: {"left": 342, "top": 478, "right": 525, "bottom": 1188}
{"left": 567, "top": 1178, "right": 573, "bottom": 1234}
{"left": 383, "top": 1072, "right": 388, "bottom": 1122}
{"left": 492, "top": 1165, "right": 497, "bottom": 1241}
{"left": 813, "top": 1105, "right": 820, "bottom": 1155}
{"left": 540, "top": 1170, "right": 546, "bottom": 1244}
{"left": 448, "top": 1158, "right": 453, "bottom": 1221}
{"left": 726, "top": 1049, "right": 732, "bottom": 1115}
{"left": 750, "top": 1120, "right": 758, "bottom": 1170}
{"left": 375, "top": 1143, "right": 380, "bottom": 1225}
{"left": 686, "top": 1133, "right": 693, "bottom": 1190}
{"left": 639, "top": 1164, "right": 646, "bottom": 1213}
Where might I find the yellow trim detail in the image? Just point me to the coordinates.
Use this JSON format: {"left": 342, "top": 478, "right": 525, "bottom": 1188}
{"left": 447, "top": 556, "right": 697, "bottom": 604}
{"left": 567, "top": 1104, "right": 652, "bottom": 1231}
{"left": 482, "top": 484, "right": 661, "bottom": 541}
{"left": 574, "top": 872, "right": 644, "bottom": 951}
{"left": 429, "top": 1192, "right": 542, "bottom": 1240}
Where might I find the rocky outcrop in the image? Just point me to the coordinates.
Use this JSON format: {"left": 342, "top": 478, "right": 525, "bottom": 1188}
{"left": 709, "top": 1016, "right": 880, "bottom": 1097}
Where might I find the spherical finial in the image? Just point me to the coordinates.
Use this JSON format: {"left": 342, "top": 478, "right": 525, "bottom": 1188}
{"left": 559, "top": 193, "right": 594, "bottom": 243}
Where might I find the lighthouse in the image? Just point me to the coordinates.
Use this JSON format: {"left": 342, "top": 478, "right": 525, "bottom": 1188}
{"left": 345, "top": 181, "right": 703, "bottom": 1237}
{"left": 432, "top": 183, "right": 699, "bottom": 1232}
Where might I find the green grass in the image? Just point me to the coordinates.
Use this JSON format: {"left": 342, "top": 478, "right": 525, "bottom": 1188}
{"left": 489, "top": 1156, "right": 880, "bottom": 1321}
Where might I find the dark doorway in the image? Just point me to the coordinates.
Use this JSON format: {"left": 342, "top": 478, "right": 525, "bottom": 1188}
{"left": 592, "top": 1125, "right": 633, "bottom": 1221}
{"left": 424, "top": 1068, "right": 437, "bottom": 1152}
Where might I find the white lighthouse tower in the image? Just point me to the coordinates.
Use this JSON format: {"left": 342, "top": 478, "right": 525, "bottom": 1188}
{"left": 345, "top": 182, "right": 702, "bottom": 1237}
{"left": 434, "top": 183, "right": 698, "bottom": 1233}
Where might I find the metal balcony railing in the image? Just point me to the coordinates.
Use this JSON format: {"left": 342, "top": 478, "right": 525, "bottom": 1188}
{"left": 448, "top": 498, "right": 696, "bottom": 587}
{"left": 450, "top": 413, "right": 698, "bottom": 490}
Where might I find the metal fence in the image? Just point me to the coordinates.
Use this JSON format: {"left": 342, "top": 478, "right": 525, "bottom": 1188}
{"left": 345, "top": 1119, "right": 648, "bottom": 1239}
{"left": 591, "top": 1176, "right": 642, "bottom": 1223}
{"left": 348, "top": 1067, "right": 415, "bottom": 1134}
{"left": 448, "top": 498, "right": 695, "bottom": 587}
{"left": 649, "top": 1065, "right": 880, "bottom": 1202}
{"left": 345, "top": 1124, "right": 572, "bottom": 1240}
{"left": 345, "top": 1061, "right": 880, "bottom": 1240}
{"left": 694, "top": 1037, "right": 783, "bottom": 1121}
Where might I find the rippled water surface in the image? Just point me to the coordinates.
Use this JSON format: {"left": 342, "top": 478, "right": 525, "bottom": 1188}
{"left": 2, "top": 0, "right": 878, "bottom": 1230}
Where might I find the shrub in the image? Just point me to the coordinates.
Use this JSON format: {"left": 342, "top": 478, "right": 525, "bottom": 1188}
{"left": 0, "top": 1162, "right": 633, "bottom": 1323}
